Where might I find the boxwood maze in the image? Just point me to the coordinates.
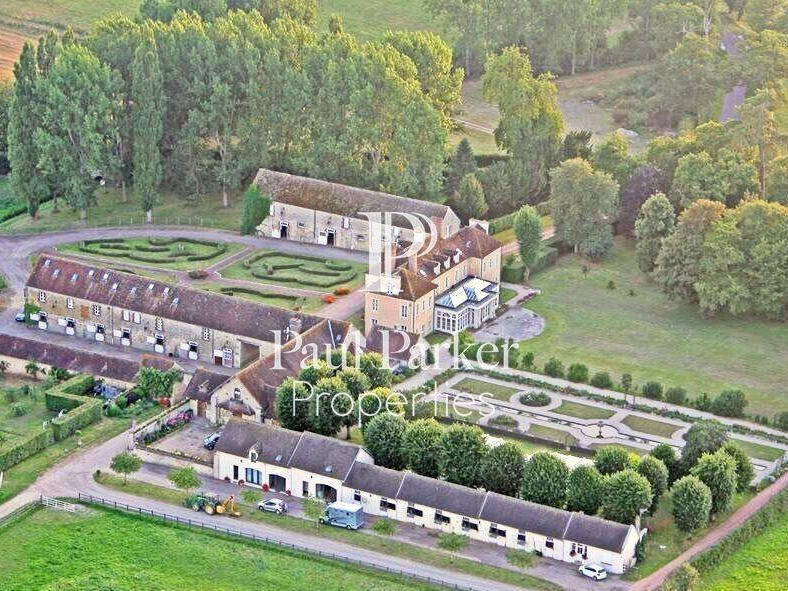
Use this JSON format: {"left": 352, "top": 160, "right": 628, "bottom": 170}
{"left": 76, "top": 237, "right": 230, "bottom": 265}
{"left": 241, "top": 251, "right": 360, "bottom": 289}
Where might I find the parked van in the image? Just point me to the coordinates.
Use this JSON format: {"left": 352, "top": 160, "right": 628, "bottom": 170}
{"left": 319, "top": 502, "right": 365, "bottom": 530}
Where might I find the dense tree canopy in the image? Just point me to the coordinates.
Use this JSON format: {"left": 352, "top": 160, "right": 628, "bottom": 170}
{"left": 520, "top": 452, "right": 569, "bottom": 508}
{"left": 635, "top": 192, "right": 676, "bottom": 273}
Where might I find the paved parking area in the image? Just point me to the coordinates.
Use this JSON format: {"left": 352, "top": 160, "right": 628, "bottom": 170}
{"left": 474, "top": 306, "right": 545, "bottom": 342}
{"left": 153, "top": 417, "right": 218, "bottom": 463}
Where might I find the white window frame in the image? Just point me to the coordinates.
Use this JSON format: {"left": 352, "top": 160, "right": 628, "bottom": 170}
{"left": 66, "top": 297, "right": 74, "bottom": 310}
{"left": 154, "top": 317, "right": 163, "bottom": 331}
{"left": 38, "top": 291, "right": 47, "bottom": 303}
{"left": 400, "top": 304, "right": 408, "bottom": 318}
{"left": 92, "top": 304, "right": 101, "bottom": 317}
{"left": 122, "top": 310, "right": 130, "bottom": 322}
{"left": 133, "top": 312, "right": 141, "bottom": 324}
{"left": 202, "top": 327, "right": 211, "bottom": 341}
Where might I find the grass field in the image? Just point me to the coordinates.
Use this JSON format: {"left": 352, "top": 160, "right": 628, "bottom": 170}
{"left": 733, "top": 439, "right": 785, "bottom": 463}
{"left": 222, "top": 250, "right": 367, "bottom": 292}
{"left": 200, "top": 283, "right": 324, "bottom": 312}
{"left": 528, "top": 423, "right": 578, "bottom": 447}
{"left": 453, "top": 377, "right": 520, "bottom": 401}
{"left": 95, "top": 473, "right": 558, "bottom": 591}
{"left": 0, "top": 384, "right": 56, "bottom": 447}
{"left": 317, "top": 0, "right": 439, "bottom": 41}
{"left": 621, "top": 415, "right": 681, "bottom": 439}
{"left": 697, "top": 507, "right": 788, "bottom": 591}
{"left": 0, "top": 506, "right": 440, "bottom": 591}
{"left": 0, "top": 186, "right": 245, "bottom": 233}
{"left": 551, "top": 400, "right": 615, "bottom": 420}
{"left": 524, "top": 240, "right": 788, "bottom": 416}
{"left": 625, "top": 491, "right": 754, "bottom": 581}
{"left": 58, "top": 236, "right": 243, "bottom": 271}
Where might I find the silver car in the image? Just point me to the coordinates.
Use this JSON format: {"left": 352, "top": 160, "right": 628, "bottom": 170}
{"left": 257, "top": 498, "right": 288, "bottom": 514}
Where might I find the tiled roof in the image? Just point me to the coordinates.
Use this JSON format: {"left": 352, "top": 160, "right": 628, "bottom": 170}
{"left": 139, "top": 354, "right": 179, "bottom": 373}
{"left": 364, "top": 326, "right": 421, "bottom": 364}
{"left": 236, "top": 319, "right": 349, "bottom": 415}
{"left": 343, "top": 462, "right": 404, "bottom": 499}
{"left": 0, "top": 333, "right": 139, "bottom": 382}
{"left": 217, "top": 398, "right": 256, "bottom": 416}
{"left": 255, "top": 168, "right": 451, "bottom": 221}
{"left": 27, "top": 256, "right": 322, "bottom": 344}
{"left": 183, "top": 368, "right": 230, "bottom": 402}
{"left": 396, "top": 268, "right": 435, "bottom": 301}
{"left": 397, "top": 472, "right": 487, "bottom": 517}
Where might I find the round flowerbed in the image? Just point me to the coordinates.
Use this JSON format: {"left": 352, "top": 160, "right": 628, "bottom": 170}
{"left": 519, "top": 391, "right": 551, "bottom": 407}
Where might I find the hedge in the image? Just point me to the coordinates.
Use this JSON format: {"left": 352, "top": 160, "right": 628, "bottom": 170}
{"left": 661, "top": 488, "right": 788, "bottom": 589}
{"left": 0, "top": 429, "right": 54, "bottom": 471}
{"left": 489, "top": 212, "right": 516, "bottom": 235}
{"left": 530, "top": 246, "right": 559, "bottom": 274}
{"left": 501, "top": 261, "right": 525, "bottom": 283}
{"left": 45, "top": 375, "right": 101, "bottom": 441}
{"left": 219, "top": 286, "right": 299, "bottom": 302}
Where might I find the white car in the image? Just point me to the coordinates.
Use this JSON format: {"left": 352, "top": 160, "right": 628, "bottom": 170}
{"left": 257, "top": 498, "right": 288, "bottom": 514}
{"left": 578, "top": 563, "right": 608, "bottom": 581}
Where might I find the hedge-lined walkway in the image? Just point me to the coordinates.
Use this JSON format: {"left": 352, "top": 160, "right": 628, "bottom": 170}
{"left": 630, "top": 470, "right": 788, "bottom": 591}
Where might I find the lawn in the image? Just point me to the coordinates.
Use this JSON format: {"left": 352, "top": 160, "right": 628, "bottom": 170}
{"left": 0, "top": 186, "right": 246, "bottom": 233}
{"left": 500, "top": 287, "right": 517, "bottom": 303}
{"left": 95, "top": 473, "right": 558, "bottom": 591}
{"left": 621, "top": 415, "right": 681, "bottom": 439}
{"left": 200, "top": 283, "right": 324, "bottom": 313}
{"left": 527, "top": 423, "right": 578, "bottom": 447}
{"left": 453, "top": 377, "right": 520, "bottom": 401}
{"left": 524, "top": 240, "right": 788, "bottom": 416}
{"left": 697, "top": 508, "right": 788, "bottom": 591}
{"left": 0, "top": 506, "right": 440, "bottom": 591}
{"left": 624, "top": 491, "right": 754, "bottom": 581}
{"left": 222, "top": 250, "right": 367, "bottom": 292}
{"left": 733, "top": 439, "right": 785, "bottom": 463}
{"left": 58, "top": 236, "right": 243, "bottom": 271}
{"left": 0, "top": 383, "right": 56, "bottom": 447}
{"left": 317, "top": 0, "right": 440, "bottom": 41}
{"left": 551, "top": 400, "right": 615, "bottom": 420}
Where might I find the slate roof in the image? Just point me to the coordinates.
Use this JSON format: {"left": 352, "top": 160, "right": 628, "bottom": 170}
{"left": 214, "top": 417, "right": 266, "bottom": 456}
{"left": 217, "top": 398, "right": 256, "bottom": 416}
{"left": 140, "top": 354, "right": 179, "bottom": 373}
{"left": 344, "top": 462, "right": 404, "bottom": 499}
{"left": 0, "top": 333, "right": 139, "bottom": 382}
{"left": 435, "top": 276, "right": 498, "bottom": 310}
{"left": 289, "top": 430, "right": 361, "bottom": 480}
{"left": 27, "top": 256, "right": 322, "bottom": 344}
{"left": 397, "top": 472, "right": 487, "bottom": 517}
{"left": 480, "top": 492, "right": 571, "bottom": 540}
{"left": 255, "top": 168, "right": 451, "bottom": 221}
{"left": 236, "top": 318, "right": 349, "bottom": 415}
{"left": 563, "top": 512, "right": 633, "bottom": 553}
{"left": 183, "top": 368, "right": 230, "bottom": 402}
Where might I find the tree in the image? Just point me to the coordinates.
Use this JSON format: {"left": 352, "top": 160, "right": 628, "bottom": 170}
{"left": 513, "top": 205, "right": 542, "bottom": 272}
{"left": 550, "top": 158, "right": 619, "bottom": 258}
{"left": 358, "top": 352, "right": 392, "bottom": 389}
{"left": 34, "top": 45, "right": 121, "bottom": 220}
{"left": 275, "top": 378, "right": 313, "bottom": 432}
{"left": 619, "top": 165, "right": 669, "bottom": 237}
{"left": 24, "top": 361, "right": 42, "bottom": 379}
{"left": 482, "top": 47, "right": 563, "bottom": 210}
{"left": 358, "top": 387, "right": 401, "bottom": 433}
{"left": 710, "top": 389, "right": 748, "bottom": 418}
{"left": 766, "top": 156, "right": 788, "bottom": 204}
{"left": 641, "top": 381, "right": 664, "bottom": 400}
{"left": 562, "top": 130, "right": 592, "bottom": 161}
{"left": 566, "top": 464, "right": 604, "bottom": 514}
{"left": 601, "top": 469, "right": 653, "bottom": 524}
{"left": 8, "top": 42, "right": 48, "bottom": 218}
{"left": 594, "top": 445, "right": 633, "bottom": 475}
{"left": 137, "top": 367, "right": 181, "bottom": 399}
{"left": 543, "top": 357, "right": 565, "bottom": 378}
{"left": 240, "top": 184, "right": 270, "bottom": 235}
{"left": 651, "top": 443, "right": 682, "bottom": 485}
{"left": 591, "top": 132, "right": 639, "bottom": 188}
{"left": 0, "top": 80, "right": 13, "bottom": 174}
{"left": 453, "top": 173, "right": 487, "bottom": 220}
{"left": 402, "top": 418, "right": 443, "bottom": 478}
{"left": 775, "top": 411, "right": 788, "bottom": 431}
{"left": 589, "top": 371, "right": 613, "bottom": 389}
{"left": 721, "top": 441, "right": 754, "bottom": 492}
{"left": 682, "top": 419, "right": 729, "bottom": 469}
{"left": 424, "top": 0, "right": 482, "bottom": 74}
{"left": 310, "top": 376, "right": 351, "bottom": 437}
{"left": 111, "top": 452, "right": 142, "bottom": 484}
{"left": 132, "top": 30, "right": 164, "bottom": 223}
{"left": 665, "top": 386, "right": 688, "bottom": 405}
{"left": 520, "top": 452, "right": 569, "bottom": 508}
{"left": 741, "top": 29, "right": 788, "bottom": 91}
{"left": 690, "top": 450, "right": 737, "bottom": 514}
{"left": 637, "top": 455, "right": 669, "bottom": 512}
{"left": 446, "top": 138, "right": 476, "bottom": 197}
{"left": 653, "top": 199, "right": 726, "bottom": 301}
{"left": 480, "top": 442, "right": 525, "bottom": 497}
{"left": 363, "top": 413, "right": 406, "bottom": 470}
{"left": 635, "top": 192, "right": 676, "bottom": 273}
{"left": 737, "top": 88, "right": 779, "bottom": 198}
{"left": 168, "top": 465, "right": 201, "bottom": 493}
{"left": 670, "top": 152, "right": 726, "bottom": 208}
{"left": 439, "top": 423, "right": 488, "bottom": 487}
{"left": 671, "top": 475, "right": 712, "bottom": 532}
{"left": 567, "top": 363, "right": 589, "bottom": 383}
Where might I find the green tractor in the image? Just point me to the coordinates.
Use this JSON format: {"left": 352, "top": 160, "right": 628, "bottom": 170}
{"left": 184, "top": 492, "right": 220, "bottom": 514}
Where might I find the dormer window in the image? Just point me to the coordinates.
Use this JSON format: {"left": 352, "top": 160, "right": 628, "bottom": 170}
{"left": 43, "top": 259, "right": 51, "bottom": 267}
{"left": 324, "top": 465, "right": 334, "bottom": 473}
{"left": 88, "top": 269, "right": 95, "bottom": 278}
{"left": 147, "top": 283, "right": 154, "bottom": 291}
{"left": 163, "top": 287, "right": 170, "bottom": 296}
{"left": 110, "top": 282, "right": 118, "bottom": 292}
{"left": 275, "top": 454, "right": 283, "bottom": 463}
{"left": 70, "top": 273, "right": 79, "bottom": 282}
{"left": 250, "top": 450, "right": 258, "bottom": 462}
{"left": 101, "top": 272, "right": 109, "bottom": 282}
{"left": 233, "top": 387, "right": 241, "bottom": 401}
{"left": 52, "top": 269, "right": 60, "bottom": 279}
{"left": 130, "top": 287, "right": 137, "bottom": 296}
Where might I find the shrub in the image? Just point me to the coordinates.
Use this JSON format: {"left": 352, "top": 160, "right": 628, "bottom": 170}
{"left": 589, "top": 372, "right": 613, "bottom": 389}
{"left": 694, "top": 393, "right": 713, "bottom": 411}
{"left": 0, "top": 429, "right": 54, "bottom": 471}
{"left": 114, "top": 394, "right": 128, "bottom": 409}
{"left": 606, "top": 280, "right": 616, "bottom": 290}
{"left": 321, "top": 294, "right": 335, "bottom": 304}
{"left": 641, "top": 381, "right": 664, "bottom": 400}
{"left": 489, "top": 414, "right": 517, "bottom": 427}
{"left": 372, "top": 518, "right": 397, "bottom": 536}
{"left": 776, "top": 411, "right": 788, "bottom": 431}
{"left": 105, "top": 402, "right": 122, "bottom": 417}
{"left": 501, "top": 260, "right": 525, "bottom": 283}
{"left": 594, "top": 445, "right": 633, "bottom": 475}
{"left": 671, "top": 476, "right": 712, "bottom": 533}
{"left": 437, "top": 533, "right": 469, "bottom": 551}
{"left": 530, "top": 246, "right": 558, "bottom": 274}
{"left": 505, "top": 549, "right": 534, "bottom": 568}
{"left": 567, "top": 363, "right": 589, "bottom": 383}
{"left": 543, "top": 357, "right": 564, "bottom": 378}
{"left": 10, "top": 401, "right": 29, "bottom": 416}
{"left": 710, "top": 389, "right": 748, "bottom": 418}
{"left": 665, "top": 386, "right": 688, "bottom": 405}
{"left": 721, "top": 441, "right": 754, "bottom": 492}
{"left": 519, "top": 392, "right": 551, "bottom": 406}
{"left": 188, "top": 269, "right": 209, "bottom": 280}
{"left": 333, "top": 286, "right": 351, "bottom": 296}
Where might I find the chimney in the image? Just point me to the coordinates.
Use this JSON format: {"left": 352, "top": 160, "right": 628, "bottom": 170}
{"left": 432, "top": 216, "right": 444, "bottom": 239}
{"left": 408, "top": 253, "right": 419, "bottom": 273}
{"left": 288, "top": 317, "right": 302, "bottom": 339}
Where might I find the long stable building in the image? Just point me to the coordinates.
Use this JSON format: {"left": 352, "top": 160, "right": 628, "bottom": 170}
{"left": 214, "top": 419, "right": 640, "bottom": 574}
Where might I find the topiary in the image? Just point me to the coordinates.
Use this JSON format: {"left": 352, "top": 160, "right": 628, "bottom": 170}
{"left": 589, "top": 372, "right": 613, "bottom": 389}
{"left": 519, "top": 392, "right": 551, "bottom": 406}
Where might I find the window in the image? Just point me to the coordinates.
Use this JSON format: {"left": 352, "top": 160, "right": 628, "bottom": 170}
{"left": 233, "top": 387, "right": 241, "bottom": 401}
{"left": 434, "top": 511, "right": 450, "bottom": 525}
{"left": 461, "top": 518, "right": 478, "bottom": 531}
{"left": 154, "top": 317, "right": 163, "bottom": 331}
{"left": 570, "top": 543, "right": 587, "bottom": 558}
{"left": 353, "top": 490, "right": 361, "bottom": 502}
{"left": 245, "top": 468, "right": 261, "bottom": 485}
{"left": 202, "top": 327, "right": 210, "bottom": 341}
{"left": 133, "top": 312, "right": 141, "bottom": 324}
{"left": 38, "top": 291, "right": 46, "bottom": 303}
{"left": 517, "top": 532, "right": 526, "bottom": 546}
{"left": 297, "top": 221, "right": 305, "bottom": 228}
{"left": 379, "top": 498, "right": 395, "bottom": 511}
{"left": 302, "top": 481, "right": 309, "bottom": 497}
{"left": 406, "top": 506, "right": 423, "bottom": 518}
{"left": 223, "top": 348, "right": 233, "bottom": 364}
{"left": 371, "top": 298, "right": 378, "bottom": 312}
{"left": 489, "top": 524, "right": 506, "bottom": 538}
{"left": 95, "top": 324, "right": 105, "bottom": 335}
{"left": 122, "top": 310, "right": 130, "bottom": 322}
{"left": 400, "top": 304, "right": 408, "bottom": 318}
{"left": 371, "top": 318, "right": 378, "bottom": 326}
{"left": 66, "top": 298, "right": 74, "bottom": 310}
{"left": 545, "top": 538, "right": 554, "bottom": 549}
{"left": 188, "top": 341, "right": 198, "bottom": 354}
{"left": 92, "top": 304, "right": 101, "bottom": 317}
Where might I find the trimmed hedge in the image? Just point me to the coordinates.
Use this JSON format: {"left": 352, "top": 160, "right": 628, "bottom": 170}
{"left": 489, "top": 212, "right": 516, "bottom": 235}
{"left": 219, "top": 286, "right": 299, "bottom": 303}
{"left": 45, "top": 375, "right": 101, "bottom": 441}
{"left": 502, "top": 260, "right": 525, "bottom": 283}
{"left": 530, "top": 246, "right": 558, "bottom": 275}
{"left": 0, "top": 429, "right": 54, "bottom": 471}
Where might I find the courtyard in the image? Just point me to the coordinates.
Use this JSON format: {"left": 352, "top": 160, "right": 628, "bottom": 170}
{"left": 150, "top": 417, "right": 217, "bottom": 464}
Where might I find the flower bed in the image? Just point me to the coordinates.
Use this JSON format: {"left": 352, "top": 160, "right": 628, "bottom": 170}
{"left": 139, "top": 410, "right": 193, "bottom": 445}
